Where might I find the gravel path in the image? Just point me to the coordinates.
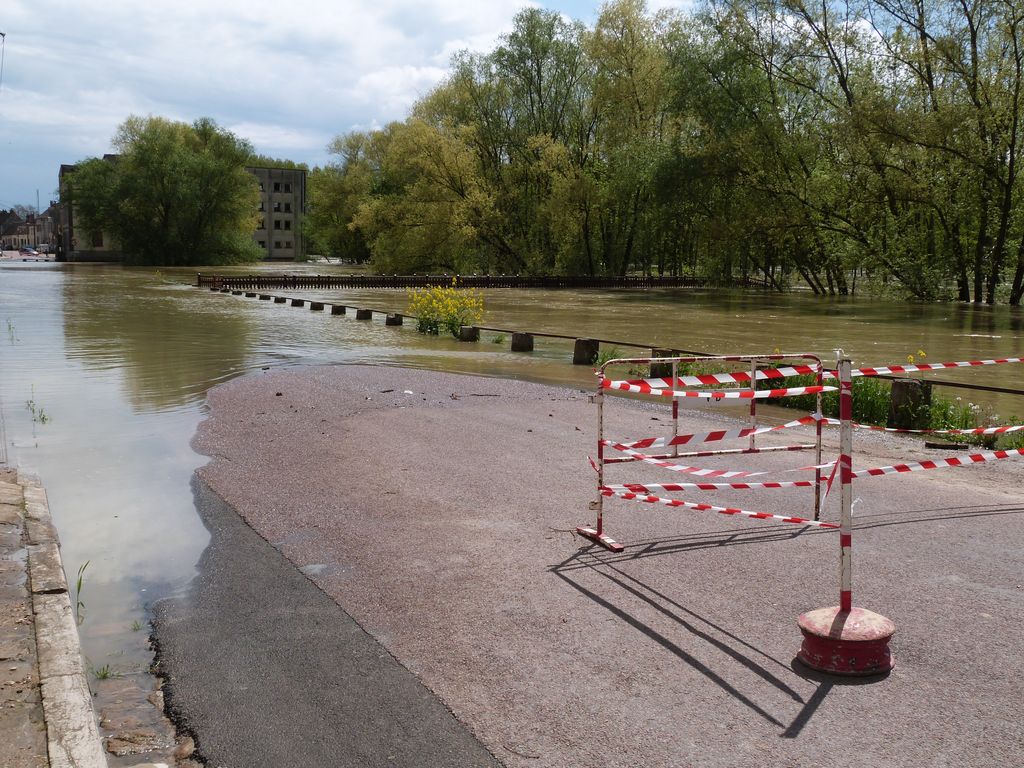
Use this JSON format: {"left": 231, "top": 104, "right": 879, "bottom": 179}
{"left": 181, "top": 364, "right": 1023, "bottom": 768}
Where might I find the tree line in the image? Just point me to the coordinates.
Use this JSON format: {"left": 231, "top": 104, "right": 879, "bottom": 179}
{"left": 308, "top": 0, "right": 1024, "bottom": 305}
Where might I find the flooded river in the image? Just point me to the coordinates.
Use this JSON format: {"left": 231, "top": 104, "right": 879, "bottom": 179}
{"left": 1, "top": 261, "right": 1022, "bottom": 677}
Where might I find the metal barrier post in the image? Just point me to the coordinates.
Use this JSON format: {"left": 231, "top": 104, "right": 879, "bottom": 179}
{"left": 576, "top": 373, "right": 625, "bottom": 552}
{"left": 797, "top": 351, "right": 895, "bottom": 676}
{"left": 671, "top": 360, "right": 679, "bottom": 458}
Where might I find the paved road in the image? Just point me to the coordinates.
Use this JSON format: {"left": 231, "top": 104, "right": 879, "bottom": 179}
{"left": 153, "top": 478, "right": 501, "bottom": 768}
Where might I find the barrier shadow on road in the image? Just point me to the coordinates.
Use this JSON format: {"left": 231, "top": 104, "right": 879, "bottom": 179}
{"left": 551, "top": 550, "right": 804, "bottom": 729}
{"left": 552, "top": 502, "right": 1024, "bottom": 572}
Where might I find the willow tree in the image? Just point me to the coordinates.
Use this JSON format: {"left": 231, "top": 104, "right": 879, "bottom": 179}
{"left": 64, "top": 116, "right": 261, "bottom": 266}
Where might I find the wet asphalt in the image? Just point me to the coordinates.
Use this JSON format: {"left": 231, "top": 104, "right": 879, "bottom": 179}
{"left": 152, "top": 477, "right": 501, "bottom": 768}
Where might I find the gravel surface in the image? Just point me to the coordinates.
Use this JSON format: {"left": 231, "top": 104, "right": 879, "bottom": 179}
{"left": 184, "top": 364, "right": 1024, "bottom": 768}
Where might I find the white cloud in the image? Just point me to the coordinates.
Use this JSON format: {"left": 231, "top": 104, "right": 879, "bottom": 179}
{"left": 0, "top": 0, "right": 693, "bottom": 204}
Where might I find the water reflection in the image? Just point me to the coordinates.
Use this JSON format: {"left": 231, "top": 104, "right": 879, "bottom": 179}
{"left": 63, "top": 270, "right": 255, "bottom": 413}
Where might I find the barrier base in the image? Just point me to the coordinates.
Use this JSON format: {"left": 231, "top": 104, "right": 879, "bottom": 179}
{"left": 575, "top": 526, "right": 624, "bottom": 552}
{"left": 796, "top": 606, "right": 895, "bottom": 676}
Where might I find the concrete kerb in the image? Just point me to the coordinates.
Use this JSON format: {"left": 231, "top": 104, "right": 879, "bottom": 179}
{"left": 18, "top": 470, "right": 108, "bottom": 768}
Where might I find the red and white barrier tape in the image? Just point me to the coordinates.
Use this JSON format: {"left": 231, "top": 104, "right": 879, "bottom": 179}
{"left": 852, "top": 447, "right": 1024, "bottom": 478}
{"left": 820, "top": 416, "right": 1024, "bottom": 437}
{"left": 600, "top": 488, "right": 837, "bottom": 529}
{"left": 848, "top": 357, "right": 1024, "bottom": 378}
{"left": 616, "top": 365, "right": 821, "bottom": 390}
{"left": 601, "top": 380, "right": 834, "bottom": 400}
{"left": 607, "top": 445, "right": 767, "bottom": 478}
{"left": 602, "top": 356, "right": 1024, "bottom": 391}
{"left": 603, "top": 415, "right": 821, "bottom": 451}
{"left": 604, "top": 480, "right": 816, "bottom": 492}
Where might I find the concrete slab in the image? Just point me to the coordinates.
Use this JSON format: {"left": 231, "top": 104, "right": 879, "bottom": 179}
{"left": 27, "top": 542, "right": 68, "bottom": 595}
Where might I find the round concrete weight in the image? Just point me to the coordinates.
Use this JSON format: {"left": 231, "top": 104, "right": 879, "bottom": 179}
{"left": 797, "top": 606, "right": 895, "bottom": 676}
{"left": 458, "top": 325, "right": 479, "bottom": 342}
{"left": 385, "top": 313, "right": 403, "bottom": 326}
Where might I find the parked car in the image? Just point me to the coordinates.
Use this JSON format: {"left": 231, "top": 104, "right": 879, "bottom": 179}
{"left": 19, "top": 246, "right": 39, "bottom": 256}
{"left": 36, "top": 243, "right": 51, "bottom": 254}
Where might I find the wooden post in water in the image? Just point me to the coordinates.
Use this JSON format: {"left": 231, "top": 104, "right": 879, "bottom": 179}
{"left": 385, "top": 313, "right": 403, "bottom": 326}
{"left": 649, "top": 349, "right": 674, "bottom": 379}
{"left": 511, "top": 332, "right": 534, "bottom": 352}
{"left": 888, "top": 379, "right": 931, "bottom": 430}
{"left": 573, "top": 339, "right": 599, "bottom": 365}
{"left": 331, "top": 305, "right": 346, "bottom": 315}
{"left": 355, "top": 309, "right": 372, "bottom": 320}
{"left": 458, "top": 326, "right": 480, "bottom": 342}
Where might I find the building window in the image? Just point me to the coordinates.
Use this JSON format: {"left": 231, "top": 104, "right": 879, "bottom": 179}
{"left": 274, "top": 241, "right": 283, "bottom": 248}
{"left": 283, "top": 202, "right": 292, "bottom": 213}
{"left": 258, "top": 240, "right": 266, "bottom": 248}
{"left": 283, "top": 183, "right": 292, "bottom": 193}
{"left": 259, "top": 183, "right": 264, "bottom": 191}
{"left": 258, "top": 202, "right": 265, "bottom": 211}
{"left": 284, "top": 220, "right": 292, "bottom": 230}
{"left": 273, "top": 220, "right": 282, "bottom": 230}
{"left": 273, "top": 182, "right": 281, "bottom": 192}
{"left": 273, "top": 201, "right": 282, "bottom": 212}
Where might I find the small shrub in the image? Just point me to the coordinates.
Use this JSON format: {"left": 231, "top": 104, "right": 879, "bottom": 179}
{"left": 490, "top": 334, "right": 505, "bottom": 344}
{"left": 406, "top": 279, "right": 484, "bottom": 338}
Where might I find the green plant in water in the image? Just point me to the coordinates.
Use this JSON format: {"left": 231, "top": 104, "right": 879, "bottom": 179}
{"left": 74, "top": 561, "right": 89, "bottom": 626}
{"left": 130, "top": 620, "right": 143, "bottom": 632}
{"left": 25, "top": 385, "right": 50, "bottom": 424}
{"left": 406, "top": 278, "right": 485, "bottom": 338}
{"left": 593, "top": 346, "right": 621, "bottom": 369}
{"left": 6, "top": 318, "right": 16, "bottom": 344}
{"left": 90, "top": 662, "right": 118, "bottom": 680}
{"left": 490, "top": 334, "right": 505, "bottom": 344}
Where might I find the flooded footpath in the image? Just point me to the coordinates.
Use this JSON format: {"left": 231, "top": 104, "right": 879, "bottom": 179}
{"left": 0, "top": 261, "right": 1022, "bottom": 761}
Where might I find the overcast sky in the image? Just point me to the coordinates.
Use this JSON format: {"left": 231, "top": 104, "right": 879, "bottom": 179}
{"left": 0, "top": 0, "right": 691, "bottom": 210}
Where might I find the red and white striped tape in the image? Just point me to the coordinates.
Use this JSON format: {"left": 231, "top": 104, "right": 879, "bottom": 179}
{"left": 848, "top": 357, "right": 1024, "bottom": 378}
{"left": 615, "top": 365, "right": 821, "bottom": 390}
{"left": 601, "top": 380, "right": 834, "bottom": 400}
{"left": 601, "top": 356, "right": 1024, "bottom": 391}
{"left": 851, "top": 447, "right": 1024, "bottom": 478}
{"left": 603, "top": 415, "right": 821, "bottom": 451}
{"left": 604, "top": 479, "right": 816, "bottom": 492}
{"left": 821, "top": 417, "right": 1024, "bottom": 437}
{"left": 607, "top": 445, "right": 767, "bottom": 478}
{"left": 600, "top": 488, "right": 837, "bottom": 529}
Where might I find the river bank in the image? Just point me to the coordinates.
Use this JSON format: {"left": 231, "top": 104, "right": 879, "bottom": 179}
{"left": 156, "top": 364, "right": 1024, "bottom": 767}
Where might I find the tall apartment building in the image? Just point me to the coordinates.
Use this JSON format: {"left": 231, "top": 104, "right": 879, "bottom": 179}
{"left": 248, "top": 166, "right": 306, "bottom": 261}
{"left": 58, "top": 162, "right": 306, "bottom": 262}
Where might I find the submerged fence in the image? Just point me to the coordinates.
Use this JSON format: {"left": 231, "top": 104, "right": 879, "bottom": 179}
{"left": 195, "top": 273, "right": 770, "bottom": 290}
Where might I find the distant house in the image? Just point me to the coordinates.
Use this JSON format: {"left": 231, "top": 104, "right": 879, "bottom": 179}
{"left": 248, "top": 166, "right": 307, "bottom": 261}
{"left": 0, "top": 206, "right": 58, "bottom": 250}
{"left": 58, "top": 161, "right": 121, "bottom": 262}
{"left": 57, "top": 162, "right": 307, "bottom": 262}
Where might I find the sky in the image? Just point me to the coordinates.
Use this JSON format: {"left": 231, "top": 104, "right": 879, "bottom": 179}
{"left": 0, "top": 0, "right": 692, "bottom": 210}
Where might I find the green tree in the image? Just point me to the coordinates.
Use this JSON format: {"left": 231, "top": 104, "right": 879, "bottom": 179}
{"left": 64, "top": 116, "right": 261, "bottom": 266}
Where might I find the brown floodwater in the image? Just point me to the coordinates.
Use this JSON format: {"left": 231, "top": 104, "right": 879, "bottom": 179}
{"left": 1, "top": 260, "right": 1022, "bottom": 675}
